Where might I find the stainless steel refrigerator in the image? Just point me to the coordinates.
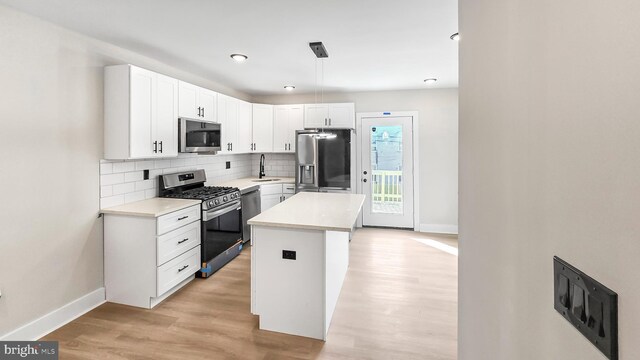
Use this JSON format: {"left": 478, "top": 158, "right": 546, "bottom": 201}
{"left": 295, "top": 129, "right": 352, "bottom": 193}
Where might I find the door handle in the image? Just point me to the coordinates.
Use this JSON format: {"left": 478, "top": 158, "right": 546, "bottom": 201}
{"left": 202, "top": 107, "right": 205, "bottom": 118}
{"left": 231, "top": 143, "right": 233, "bottom": 151}
{"left": 159, "top": 141, "right": 163, "bottom": 153}
{"left": 178, "top": 265, "right": 189, "bottom": 272}
{"left": 178, "top": 238, "right": 189, "bottom": 244}
{"left": 153, "top": 141, "right": 158, "bottom": 153}
{"left": 363, "top": 178, "right": 367, "bottom": 182}
{"left": 197, "top": 107, "right": 201, "bottom": 117}
{"left": 363, "top": 171, "right": 368, "bottom": 175}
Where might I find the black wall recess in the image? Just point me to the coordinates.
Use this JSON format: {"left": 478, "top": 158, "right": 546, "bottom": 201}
{"left": 553, "top": 256, "right": 618, "bottom": 360}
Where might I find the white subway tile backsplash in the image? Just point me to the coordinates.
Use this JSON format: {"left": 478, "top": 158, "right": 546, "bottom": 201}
{"left": 135, "top": 179, "right": 155, "bottom": 191}
{"left": 100, "top": 195, "right": 124, "bottom": 209}
{"left": 101, "top": 154, "right": 255, "bottom": 207}
{"left": 155, "top": 160, "right": 171, "bottom": 169}
{"left": 112, "top": 161, "right": 135, "bottom": 173}
{"left": 124, "top": 171, "right": 144, "bottom": 183}
{"left": 101, "top": 185, "right": 113, "bottom": 197}
{"left": 124, "top": 190, "right": 146, "bottom": 203}
{"left": 113, "top": 182, "right": 135, "bottom": 195}
{"left": 149, "top": 169, "right": 163, "bottom": 180}
{"left": 100, "top": 173, "right": 124, "bottom": 186}
{"left": 145, "top": 188, "right": 157, "bottom": 199}
{"left": 170, "top": 158, "right": 186, "bottom": 167}
{"left": 100, "top": 163, "right": 113, "bottom": 175}
{"left": 135, "top": 160, "right": 155, "bottom": 170}
{"left": 184, "top": 158, "right": 197, "bottom": 166}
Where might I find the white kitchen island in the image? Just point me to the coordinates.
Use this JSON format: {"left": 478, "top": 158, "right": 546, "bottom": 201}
{"left": 248, "top": 192, "right": 365, "bottom": 340}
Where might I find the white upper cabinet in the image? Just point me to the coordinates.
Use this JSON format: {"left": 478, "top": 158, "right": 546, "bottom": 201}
{"left": 303, "top": 103, "right": 355, "bottom": 129}
{"left": 236, "top": 100, "right": 253, "bottom": 153}
{"left": 155, "top": 74, "right": 179, "bottom": 157}
{"left": 327, "top": 103, "right": 355, "bottom": 128}
{"left": 217, "top": 93, "right": 235, "bottom": 153}
{"left": 303, "top": 104, "right": 328, "bottom": 129}
{"left": 178, "top": 81, "right": 217, "bottom": 122}
{"left": 104, "top": 65, "right": 178, "bottom": 159}
{"left": 274, "top": 104, "right": 304, "bottom": 153}
{"left": 252, "top": 104, "right": 274, "bottom": 153}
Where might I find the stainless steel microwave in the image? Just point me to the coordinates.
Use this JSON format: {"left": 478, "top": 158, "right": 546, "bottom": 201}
{"left": 179, "top": 118, "right": 222, "bottom": 154}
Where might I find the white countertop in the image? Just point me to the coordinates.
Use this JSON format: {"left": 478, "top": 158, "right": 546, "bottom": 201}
{"left": 213, "top": 176, "right": 295, "bottom": 191}
{"left": 101, "top": 198, "right": 201, "bottom": 217}
{"left": 248, "top": 192, "right": 365, "bottom": 232}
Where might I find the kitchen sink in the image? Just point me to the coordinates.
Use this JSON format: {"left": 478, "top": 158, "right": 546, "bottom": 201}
{"left": 252, "top": 178, "right": 281, "bottom": 182}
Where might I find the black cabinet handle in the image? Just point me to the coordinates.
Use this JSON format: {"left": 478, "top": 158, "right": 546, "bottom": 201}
{"left": 178, "top": 216, "right": 189, "bottom": 221}
{"left": 202, "top": 107, "right": 205, "bottom": 118}
{"left": 159, "top": 141, "right": 163, "bottom": 153}
{"left": 231, "top": 143, "right": 233, "bottom": 151}
{"left": 153, "top": 141, "right": 158, "bottom": 153}
{"left": 197, "top": 107, "right": 201, "bottom": 117}
{"left": 178, "top": 238, "right": 189, "bottom": 244}
{"left": 363, "top": 179, "right": 368, "bottom": 183}
{"left": 178, "top": 265, "right": 189, "bottom": 272}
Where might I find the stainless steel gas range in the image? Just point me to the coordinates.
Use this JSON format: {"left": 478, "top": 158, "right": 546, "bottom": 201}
{"left": 159, "top": 170, "right": 243, "bottom": 278}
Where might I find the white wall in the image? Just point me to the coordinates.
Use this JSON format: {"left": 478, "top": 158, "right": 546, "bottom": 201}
{"left": 459, "top": 1, "right": 640, "bottom": 359}
{"left": 0, "top": 5, "right": 251, "bottom": 337}
{"left": 253, "top": 89, "right": 459, "bottom": 232}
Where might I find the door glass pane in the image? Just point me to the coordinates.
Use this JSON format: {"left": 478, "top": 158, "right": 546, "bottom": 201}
{"left": 370, "top": 125, "right": 403, "bottom": 214}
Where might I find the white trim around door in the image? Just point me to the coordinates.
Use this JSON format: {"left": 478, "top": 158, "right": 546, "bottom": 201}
{"left": 356, "top": 111, "right": 419, "bottom": 231}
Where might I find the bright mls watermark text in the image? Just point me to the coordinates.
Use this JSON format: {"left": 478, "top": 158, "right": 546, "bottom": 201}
{"left": 1, "top": 342, "right": 58, "bottom": 359}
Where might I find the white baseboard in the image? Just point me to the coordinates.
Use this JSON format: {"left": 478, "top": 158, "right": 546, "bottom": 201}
{"left": 419, "top": 224, "right": 458, "bottom": 235}
{"left": 0, "top": 288, "right": 106, "bottom": 341}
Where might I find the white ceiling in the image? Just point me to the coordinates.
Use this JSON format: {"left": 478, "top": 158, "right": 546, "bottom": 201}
{"left": 0, "top": 0, "right": 458, "bottom": 96}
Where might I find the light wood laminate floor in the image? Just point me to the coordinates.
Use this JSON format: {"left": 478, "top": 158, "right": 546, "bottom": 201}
{"left": 43, "top": 228, "right": 458, "bottom": 359}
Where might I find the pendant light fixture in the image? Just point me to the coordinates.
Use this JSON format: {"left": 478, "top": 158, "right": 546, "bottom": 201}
{"left": 309, "top": 42, "right": 336, "bottom": 140}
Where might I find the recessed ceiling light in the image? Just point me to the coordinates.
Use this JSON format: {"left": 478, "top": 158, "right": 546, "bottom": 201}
{"left": 230, "top": 53, "right": 248, "bottom": 62}
{"left": 424, "top": 78, "right": 438, "bottom": 84}
{"left": 450, "top": 33, "right": 460, "bottom": 41}
{"left": 284, "top": 85, "right": 296, "bottom": 91}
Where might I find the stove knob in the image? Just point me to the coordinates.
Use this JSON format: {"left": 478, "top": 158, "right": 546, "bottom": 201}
{"left": 208, "top": 201, "right": 213, "bottom": 207}
{"left": 223, "top": 196, "right": 228, "bottom": 202}
{"left": 215, "top": 199, "right": 220, "bottom": 205}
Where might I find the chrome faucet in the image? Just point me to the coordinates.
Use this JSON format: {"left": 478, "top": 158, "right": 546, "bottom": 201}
{"left": 259, "top": 154, "right": 266, "bottom": 179}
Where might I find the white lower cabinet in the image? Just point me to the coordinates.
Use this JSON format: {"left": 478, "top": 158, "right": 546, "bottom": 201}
{"left": 260, "top": 183, "right": 295, "bottom": 212}
{"left": 104, "top": 204, "right": 201, "bottom": 309}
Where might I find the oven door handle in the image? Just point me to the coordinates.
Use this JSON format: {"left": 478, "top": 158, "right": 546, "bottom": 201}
{"left": 203, "top": 200, "right": 241, "bottom": 221}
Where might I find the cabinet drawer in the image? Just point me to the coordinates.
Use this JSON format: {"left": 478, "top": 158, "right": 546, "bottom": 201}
{"left": 261, "top": 184, "right": 283, "bottom": 195}
{"left": 157, "top": 220, "right": 200, "bottom": 266}
{"left": 157, "top": 204, "right": 200, "bottom": 235}
{"left": 157, "top": 245, "right": 200, "bottom": 296}
{"left": 282, "top": 184, "right": 295, "bottom": 194}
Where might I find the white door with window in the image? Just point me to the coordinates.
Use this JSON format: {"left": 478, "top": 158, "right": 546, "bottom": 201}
{"left": 361, "top": 117, "right": 414, "bottom": 228}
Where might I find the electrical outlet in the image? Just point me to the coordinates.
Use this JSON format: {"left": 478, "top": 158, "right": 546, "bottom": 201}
{"left": 226, "top": 161, "right": 231, "bottom": 169}
{"left": 282, "top": 250, "right": 296, "bottom": 260}
{"left": 554, "top": 256, "right": 618, "bottom": 360}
